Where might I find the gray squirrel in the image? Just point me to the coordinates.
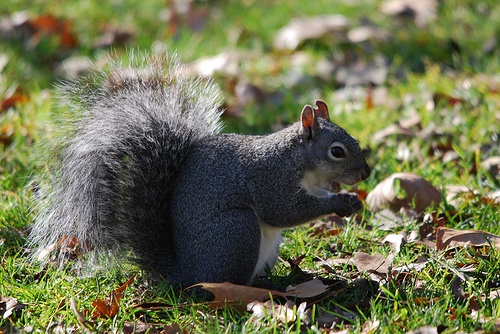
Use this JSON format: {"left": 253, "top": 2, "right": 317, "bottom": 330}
{"left": 29, "top": 53, "right": 370, "bottom": 288}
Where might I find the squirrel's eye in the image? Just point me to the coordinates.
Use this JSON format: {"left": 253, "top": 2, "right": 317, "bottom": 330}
{"left": 328, "top": 142, "right": 347, "bottom": 160}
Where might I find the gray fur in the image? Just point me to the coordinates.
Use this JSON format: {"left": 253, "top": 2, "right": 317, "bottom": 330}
{"left": 29, "top": 52, "right": 370, "bottom": 288}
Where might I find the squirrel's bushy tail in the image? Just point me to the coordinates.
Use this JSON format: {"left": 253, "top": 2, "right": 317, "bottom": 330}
{"left": 29, "top": 52, "right": 222, "bottom": 272}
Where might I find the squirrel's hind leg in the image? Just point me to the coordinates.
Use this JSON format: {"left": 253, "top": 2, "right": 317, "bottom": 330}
{"left": 174, "top": 209, "right": 262, "bottom": 286}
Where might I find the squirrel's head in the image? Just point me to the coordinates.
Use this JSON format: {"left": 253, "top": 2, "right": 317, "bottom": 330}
{"left": 299, "top": 100, "right": 371, "bottom": 198}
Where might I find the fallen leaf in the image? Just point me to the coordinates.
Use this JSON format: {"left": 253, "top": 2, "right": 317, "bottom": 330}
{"left": 1, "top": 92, "right": 30, "bottom": 112}
{"left": 192, "top": 279, "right": 329, "bottom": 313}
{"left": 331, "top": 86, "right": 392, "bottom": 111}
{"left": 273, "top": 15, "right": 349, "bottom": 50}
{"left": 489, "top": 190, "right": 500, "bottom": 204}
{"left": 352, "top": 252, "right": 394, "bottom": 275}
{"left": 54, "top": 56, "right": 94, "bottom": 80}
{"left": 391, "top": 256, "right": 429, "bottom": 278}
{"left": 284, "top": 279, "right": 328, "bottom": 299}
{"left": 371, "top": 208, "right": 418, "bottom": 230}
{"left": 489, "top": 288, "right": 500, "bottom": 300}
{"left": 92, "top": 276, "right": 135, "bottom": 318}
{"left": 366, "top": 173, "right": 442, "bottom": 214}
{"left": 436, "top": 227, "right": 500, "bottom": 251}
{"left": 122, "top": 320, "right": 154, "bottom": 334}
{"left": 132, "top": 301, "right": 174, "bottom": 311}
{"left": 450, "top": 275, "right": 467, "bottom": 300}
{"left": 444, "top": 184, "right": 478, "bottom": 208}
{"left": 190, "top": 51, "right": 241, "bottom": 78}
{"left": 0, "top": 124, "right": 14, "bottom": 145}
{"left": 361, "top": 318, "right": 380, "bottom": 334}
{"left": 335, "top": 57, "right": 388, "bottom": 86}
{"left": 1, "top": 297, "right": 26, "bottom": 319}
{"left": 309, "top": 220, "right": 344, "bottom": 236}
{"left": 92, "top": 25, "right": 134, "bottom": 49}
{"left": 371, "top": 123, "right": 416, "bottom": 145}
{"left": 432, "top": 92, "right": 465, "bottom": 107}
{"left": 347, "top": 24, "right": 389, "bottom": 43}
{"left": 161, "top": 0, "right": 210, "bottom": 36}
{"left": 414, "top": 213, "right": 446, "bottom": 248}
{"left": 481, "top": 156, "right": 500, "bottom": 181}
{"left": 406, "top": 326, "right": 439, "bottom": 334}
{"left": 69, "top": 297, "right": 92, "bottom": 334}
{"left": 30, "top": 14, "right": 78, "bottom": 48}
{"left": 413, "top": 297, "right": 440, "bottom": 305}
{"left": 122, "top": 321, "right": 184, "bottom": 334}
{"left": 36, "top": 235, "right": 85, "bottom": 262}
{"left": 287, "top": 256, "right": 315, "bottom": 281}
{"left": 234, "top": 81, "right": 268, "bottom": 106}
{"left": 189, "top": 282, "right": 288, "bottom": 312}
{"left": 380, "top": 0, "right": 438, "bottom": 28}
{"left": 381, "top": 233, "right": 406, "bottom": 253}
{"left": 1, "top": 12, "right": 78, "bottom": 49}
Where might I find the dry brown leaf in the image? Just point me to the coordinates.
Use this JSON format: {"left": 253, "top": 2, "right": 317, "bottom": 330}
{"left": 191, "top": 280, "right": 328, "bottom": 312}
{"left": 481, "top": 156, "right": 500, "bottom": 181}
{"left": 371, "top": 208, "right": 405, "bottom": 230}
{"left": 122, "top": 321, "right": 185, "bottom": 334}
{"left": 92, "top": 26, "right": 134, "bottom": 49}
{"left": 380, "top": 0, "right": 438, "bottom": 28}
{"left": 366, "top": 172, "right": 441, "bottom": 214}
{"left": 436, "top": 227, "right": 500, "bottom": 251}
{"left": 432, "top": 92, "right": 465, "bottom": 107}
{"left": 132, "top": 301, "right": 174, "bottom": 311}
{"left": 1, "top": 296, "right": 26, "bottom": 319}
{"left": 352, "top": 252, "right": 394, "bottom": 274}
{"left": 122, "top": 320, "right": 154, "bottom": 334}
{"left": 335, "top": 58, "right": 388, "bottom": 86}
{"left": 406, "top": 326, "right": 439, "bottom": 334}
{"left": 287, "top": 255, "right": 315, "bottom": 281}
{"left": 69, "top": 297, "right": 92, "bottom": 334}
{"left": 189, "top": 282, "right": 288, "bottom": 311}
{"left": 284, "top": 279, "right": 328, "bottom": 298}
{"left": 361, "top": 318, "right": 380, "bottom": 334}
{"left": 273, "top": 15, "right": 349, "bottom": 50}
{"left": 391, "top": 256, "right": 429, "bottom": 280}
{"left": 490, "top": 190, "right": 500, "bottom": 205}
{"left": 36, "top": 236, "right": 86, "bottom": 262}
{"left": 347, "top": 25, "right": 389, "bottom": 43}
{"left": 309, "top": 220, "right": 344, "bottom": 237}
{"left": 92, "top": 276, "right": 135, "bottom": 318}
{"left": 190, "top": 51, "right": 241, "bottom": 78}
{"left": 450, "top": 275, "right": 467, "bottom": 300}
{"left": 0, "top": 124, "right": 14, "bottom": 145}
{"left": 29, "top": 14, "right": 78, "bottom": 48}
{"left": 234, "top": 81, "right": 268, "bottom": 106}
{"left": 0, "top": 12, "right": 78, "bottom": 49}
{"left": 1, "top": 92, "right": 30, "bottom": 112}
{"left": 489, "top": 288, "right": 500, "bottom": 300}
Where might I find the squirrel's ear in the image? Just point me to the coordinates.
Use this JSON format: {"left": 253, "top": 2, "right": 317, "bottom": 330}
{"left": 314, "top": 100, "right": 330, "bottom": 122}
{"left": 300, "top": 105, "right": 318, "bottom": 138}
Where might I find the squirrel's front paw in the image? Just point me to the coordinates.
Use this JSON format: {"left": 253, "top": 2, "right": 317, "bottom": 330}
{"left": 334, "top": 193, "right": 362, "bottom": 217}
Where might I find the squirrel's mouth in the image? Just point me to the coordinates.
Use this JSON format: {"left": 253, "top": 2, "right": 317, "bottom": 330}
{"left": 329, "top": 181, "right": 341, "bottom": 193}
{"left": 312, "top": 181, "right": 343, "bottom": 198}
{"left": 301, "top": 170, "right": 352, "bottom": 198}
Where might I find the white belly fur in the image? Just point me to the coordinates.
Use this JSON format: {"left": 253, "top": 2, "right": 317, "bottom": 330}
{"left": 253, "top": 222, "right": 283, "bottom": 278}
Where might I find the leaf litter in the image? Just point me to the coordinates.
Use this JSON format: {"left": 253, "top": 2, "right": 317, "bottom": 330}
{"left": 1, "top": 1, "right": 499, "bottom": 332}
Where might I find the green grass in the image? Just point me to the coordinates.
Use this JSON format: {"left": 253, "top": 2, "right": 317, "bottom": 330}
{"left": 1, "top": 0, "right": 500, "bottom": 332}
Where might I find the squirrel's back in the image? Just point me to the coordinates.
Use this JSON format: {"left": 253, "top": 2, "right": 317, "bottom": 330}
{"left": 29, "top": 52, "right": 223, "bottom": 271}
